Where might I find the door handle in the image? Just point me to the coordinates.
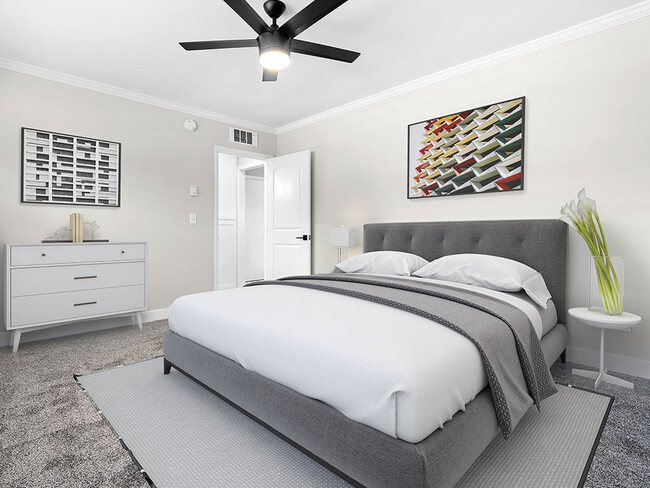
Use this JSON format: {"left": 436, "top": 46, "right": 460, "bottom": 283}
{"left": 295, "top": 235, "right": 311, "bottom": 241}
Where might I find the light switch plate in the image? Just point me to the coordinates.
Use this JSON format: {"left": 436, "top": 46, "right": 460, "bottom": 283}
{"left": 189, "top": 185, "right": 198, "bottom": 197}
{"left": 189, "top": 213, "right": 197, "bottom": 224}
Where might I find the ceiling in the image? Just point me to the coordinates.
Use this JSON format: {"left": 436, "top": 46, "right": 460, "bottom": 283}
{"left": 0, "top": 0, "right": 645, "bottom": 130}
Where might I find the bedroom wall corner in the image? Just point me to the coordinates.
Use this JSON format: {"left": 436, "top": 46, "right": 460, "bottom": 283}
{"left": 0, "top": 68, "right": 275, "bottom": 340}
{"left": 276, "top": 15, "right": 650, "bottom": 375}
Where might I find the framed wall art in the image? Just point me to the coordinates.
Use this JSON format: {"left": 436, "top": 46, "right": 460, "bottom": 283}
{"left": 407, "top": 96, "right": 525, "bottom": 199}
{"left": 21, "top": 127, "right": 121, "bottom": 207}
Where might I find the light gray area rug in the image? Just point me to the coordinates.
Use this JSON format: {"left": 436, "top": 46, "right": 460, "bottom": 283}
{"left": 79, "top": 357, "right": 351, "bottom": 488}
{"left": 79, "top": 357, "right": 612, "bottom": 488}
{"left": 457, "top": 385, "right": 612, "bottom": 488}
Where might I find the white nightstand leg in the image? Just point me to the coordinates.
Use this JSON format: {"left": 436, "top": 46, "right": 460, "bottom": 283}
{"left": 600, "top": 373, "right": 633, "bottom": 389}
{"left": 572, "top": 326, "right": 634, "bottom": 389}
{"left": 11, "top": 330, "right": 22, "bottom": 353}
{"left": 135, "top": 312, "right": 143, "bottom": 330}
{"left": 595, "top": 370, "right": 605, "bottom": 389}
{"left": 572, "top": 368, "right": 600, "bottom": 380}
{"left": 599, "top": 328, "right": 605, "bottom": 372}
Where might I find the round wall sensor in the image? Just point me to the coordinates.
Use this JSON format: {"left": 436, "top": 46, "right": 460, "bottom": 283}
{"left": 184, "top": 119, "right": 197, "bottom": 131}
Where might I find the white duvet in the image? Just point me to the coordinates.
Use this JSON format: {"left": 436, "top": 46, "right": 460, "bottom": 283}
{"left": 168, "top": 276, "right": 555, "bottom": 443}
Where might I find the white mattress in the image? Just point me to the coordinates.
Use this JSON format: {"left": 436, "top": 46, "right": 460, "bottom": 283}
{"left": 168, "top": 276, "right": 556, "bottom": 443}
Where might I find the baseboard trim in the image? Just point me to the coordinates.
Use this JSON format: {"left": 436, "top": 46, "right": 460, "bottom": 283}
{"left": 0, "top": 308, "right": 168, "bottom": 348}
{"left": 567, "top": 345, "right": 650, "bottom": 380}
{"left": 141, "top": 308, "right": 168, "bottom": 323}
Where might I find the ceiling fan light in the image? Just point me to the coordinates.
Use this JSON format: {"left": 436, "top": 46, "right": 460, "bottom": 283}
{"left": 259, "top": 49, "right": 291, "bottom": 70}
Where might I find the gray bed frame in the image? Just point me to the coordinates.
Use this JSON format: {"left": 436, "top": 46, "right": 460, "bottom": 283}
{"left": 163, "top": 219, "right": 568, "bottom": 488}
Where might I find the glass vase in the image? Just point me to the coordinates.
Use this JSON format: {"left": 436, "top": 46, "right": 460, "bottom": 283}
{"left": 589, "top": 256, "right": 624, "bottom": 315}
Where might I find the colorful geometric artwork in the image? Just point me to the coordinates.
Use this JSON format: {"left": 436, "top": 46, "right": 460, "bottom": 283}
{"left": 407, "top": 97, "right": 525, "bottom": 199}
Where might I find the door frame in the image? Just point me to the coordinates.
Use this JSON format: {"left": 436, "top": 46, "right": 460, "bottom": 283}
{"left": 213, "top": 145, "right": 272, "bottom": 291}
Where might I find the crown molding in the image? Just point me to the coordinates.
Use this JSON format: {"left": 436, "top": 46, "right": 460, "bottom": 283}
{"left": 0, "top": 57, "right": 277, "bottom": 134}
{"left": 276, "top": 1, "right": 650, "bottom": 134}
{"left": 1, "top": 2, "right": 648, "bottom": 136}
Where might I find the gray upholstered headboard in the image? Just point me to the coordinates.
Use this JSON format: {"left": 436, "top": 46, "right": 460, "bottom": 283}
{"left": 363, "top": 219, "right": 567, "bottom": 323}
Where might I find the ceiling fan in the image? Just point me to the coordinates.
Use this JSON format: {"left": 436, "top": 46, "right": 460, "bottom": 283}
{"left": 179, "top": 0, "right": 360, "bottom": 82}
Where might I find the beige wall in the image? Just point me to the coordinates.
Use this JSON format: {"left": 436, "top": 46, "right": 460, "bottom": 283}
{"left": 0, "top": 68, "right": 275, "bottom": 325}
{"left": 277, "top": 16, "right": 650, "bottom": 368}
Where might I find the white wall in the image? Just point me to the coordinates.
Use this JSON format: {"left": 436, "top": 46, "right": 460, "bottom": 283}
{"left": 277, "top": 16, "right": 650, "bottom": 372}
{"left": 0, "top": 68, "right": 275, "bottom": 336}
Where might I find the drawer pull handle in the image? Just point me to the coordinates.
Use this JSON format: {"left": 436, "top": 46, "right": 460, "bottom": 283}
{"left": 74, "top": 275, "right": 97, "bottom": 280}
{"left": 41, "top": 253, "right": 46, "bottom": 257}
{"left": 121, "top": 250, "right": 125, "bottom": 254}
{"left": 74, "top": 301, "right": 97, "bottom": 307}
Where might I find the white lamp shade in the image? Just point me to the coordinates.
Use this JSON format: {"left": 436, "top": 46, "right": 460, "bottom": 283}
{"left": 330, "top": 227, "right": 355, "bottom": 247}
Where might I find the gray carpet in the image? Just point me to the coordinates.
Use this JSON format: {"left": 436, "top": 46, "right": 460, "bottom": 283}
{"left": 1, "top": 321, "right": 648, "bottom": 487}
{"left": 0, "top": 322, "right": 165, "bottom": 488}
{"left": 78, "top": 358, "right": 611, "bottom": 488}
{"left": 550, "top": 362, "right": 650, "bottom": 488}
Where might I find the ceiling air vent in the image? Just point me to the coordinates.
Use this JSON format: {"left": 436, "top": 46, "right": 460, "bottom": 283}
{"left": 229, "top": 127, "right": 258, "bottom": 147}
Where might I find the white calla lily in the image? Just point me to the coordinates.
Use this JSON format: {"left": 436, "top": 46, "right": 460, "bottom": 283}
{"left": 559, "top": 189, "right": 622, "bottom": 315}
{"left": 577, "top": 199, "right": 590, "bottom": 219}
{"left": 577, "top": 187, "right": 588, "bottom": 205}
{"left": 559, "top": 215, "right": 576, "bottom": 229}
{"left": 586, "top": 197, "right": 597, "bottom": 212}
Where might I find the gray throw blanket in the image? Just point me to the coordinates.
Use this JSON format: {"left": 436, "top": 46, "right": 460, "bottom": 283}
{"left": 247, "top": 274, "right": 557, "bottom": 439}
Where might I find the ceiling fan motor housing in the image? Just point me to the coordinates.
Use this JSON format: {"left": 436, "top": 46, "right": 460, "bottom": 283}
{"left": 258, "top": 30, "right": 291, "bottom": 57}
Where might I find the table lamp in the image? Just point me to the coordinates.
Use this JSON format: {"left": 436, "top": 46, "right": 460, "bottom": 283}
{"left": 330, "top": 226, "right": 355, "bottom": 264}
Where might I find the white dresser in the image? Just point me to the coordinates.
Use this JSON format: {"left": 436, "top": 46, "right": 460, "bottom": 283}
{"left": 4, "top": 242, "right": 147, "bottom": 352}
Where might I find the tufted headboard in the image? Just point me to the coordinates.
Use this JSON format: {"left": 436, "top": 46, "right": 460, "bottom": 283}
{"left": 363, "top": 219, "right": 567, "bottom": 323}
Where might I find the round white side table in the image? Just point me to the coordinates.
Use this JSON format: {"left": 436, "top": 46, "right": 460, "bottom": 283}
{"left": 569, "top": 307, "right": 641, "bottom": 389}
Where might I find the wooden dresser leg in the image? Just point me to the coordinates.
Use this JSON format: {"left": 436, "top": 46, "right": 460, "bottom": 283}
{"left": 136, "top": 312, "right": 143, "bottom": 330}
{"left": 11, "top": 330, "right": 22, "bottom": 353}
{"left": 163, "top": 358, "right": 172, "bottom": 375}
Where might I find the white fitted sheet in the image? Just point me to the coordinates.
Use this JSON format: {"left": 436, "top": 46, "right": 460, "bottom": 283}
{"left": 168, "top": 276, "right": 555, "bottom": 443}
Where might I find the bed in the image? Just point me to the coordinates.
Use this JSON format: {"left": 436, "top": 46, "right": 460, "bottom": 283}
{"left": 163, "top": 219, "right": 568, "bottom": 488}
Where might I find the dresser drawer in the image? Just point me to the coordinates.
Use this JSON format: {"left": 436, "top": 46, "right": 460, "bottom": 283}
{"left": 11, "top": 243, "right": 146, "bottom": 266}
{"left": 10, "top": 285, "right": 145, "bottom": 328}
{"left": 11, "top": 262, "right": 145, "bottom": 297}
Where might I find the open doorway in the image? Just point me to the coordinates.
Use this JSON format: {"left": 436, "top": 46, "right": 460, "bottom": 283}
{"left": 215, "top": 147, "right": 312, "bottom": 291}
{"left": 240, "top": 164, "right": 265, "bottom": 285}
{"left": 215, "top": 149, "right": 268, "bottom": 290}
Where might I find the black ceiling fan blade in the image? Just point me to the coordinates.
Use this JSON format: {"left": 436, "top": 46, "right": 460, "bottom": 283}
{"left": 279, "top": 0, "right": 348, "bottom": 38}
{"left": 291, "top": 39, "right": 360, "bottom": 63}
{"left": 223, "top": 0, "right": 270, "bottom": 35}
{"left": 179, "top": 39, "right": 258, "bottom": 51}
{"left": 262, "top": 68, "right": 278, "bottom": 82}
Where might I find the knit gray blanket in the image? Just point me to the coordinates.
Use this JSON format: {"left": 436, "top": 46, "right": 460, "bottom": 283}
{"left": 247, "top": 274, "right": 557, "bottom": 439}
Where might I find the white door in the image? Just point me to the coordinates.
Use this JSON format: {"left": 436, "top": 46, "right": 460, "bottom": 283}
{"left": 266, "top": 150, "right": 311, "bottom": 279}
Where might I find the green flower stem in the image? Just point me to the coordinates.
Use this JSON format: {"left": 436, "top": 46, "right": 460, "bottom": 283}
{"left": 593, "top": 256, "right": 622, "bottom": 315}
{"left": 561, "top": 191, "right": 622, "bottom": 315}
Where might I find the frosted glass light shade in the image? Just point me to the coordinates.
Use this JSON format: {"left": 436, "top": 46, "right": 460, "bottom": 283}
{"left": 331, "top": 227, "right": 355, "bottom": 247}
{"left": 259, "top": 50, "right": 290, "bottom": 70}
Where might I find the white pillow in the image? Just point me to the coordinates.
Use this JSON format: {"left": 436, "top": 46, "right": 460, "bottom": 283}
{"left": 335, "top": 251, "right": 429, "bottom": 276}
{"left": 413, "top": 253, "right": 552, "bottom": 308}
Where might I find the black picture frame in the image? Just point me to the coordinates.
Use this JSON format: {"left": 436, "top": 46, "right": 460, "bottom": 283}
{"left": 407, "top": 96, "right": 525, "bottom": 199}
